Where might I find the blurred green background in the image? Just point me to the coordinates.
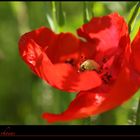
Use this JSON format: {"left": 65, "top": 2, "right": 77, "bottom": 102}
{"left": 0, "top": 1, "right": 140, "bottom": 125}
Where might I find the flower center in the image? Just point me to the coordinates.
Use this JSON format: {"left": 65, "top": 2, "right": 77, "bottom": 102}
{"left": 64, "top": 57, "right": 113, "bottom": 84}
{"left": 64, "top": 58, "right": 75, "bottom": 66}
{"left": 80, "top": 59, "right": 100, "bottom": 72}
{"left": 79, "top": 58, "right": 114, "bottom": 84}
{"left": 101, "top": 72, "right": 112, "bottom": 84}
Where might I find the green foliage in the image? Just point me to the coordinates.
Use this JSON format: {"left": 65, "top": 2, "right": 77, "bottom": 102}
{"left": 57, "top": 2, "right": 65, "bottom": 27}
{"left": 127, "top": 2, "right": 140, "bottom": 34}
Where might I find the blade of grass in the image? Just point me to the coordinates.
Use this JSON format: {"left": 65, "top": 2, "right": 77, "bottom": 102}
{"left": 128, "top": 1, "right": 140, "bottom": 33}
{"left": 51, "top": 1, "right": 58, "bottom": 32}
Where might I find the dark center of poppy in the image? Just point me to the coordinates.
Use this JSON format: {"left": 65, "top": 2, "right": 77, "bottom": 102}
{"left": 64, "top": 56, "right": 113, "bottom": 84}
{"left": 64, "top": 58, "right": 75, "bottom": 66}
{"left": 101, "top": 72, "right": 112, "bottom": 84}
{"left": 79, "top": 57, "right": 113, "bottom": 84}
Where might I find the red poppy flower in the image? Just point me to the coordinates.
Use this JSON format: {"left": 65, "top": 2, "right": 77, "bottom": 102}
{"left": 41, "top": 13, "right": 140, "bottom": 123}
{"left": 18, "top": 12, "right": 140, "bottom": 123}
{"left": 19, "top": 25, "right": 102, "bottom": 92}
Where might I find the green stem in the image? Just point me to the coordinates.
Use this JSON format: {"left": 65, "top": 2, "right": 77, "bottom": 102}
{"left": 51, "top": 1, "right": 58, "bottom": 32}
{"left": 128, "top": 1, "right": 140, "bottom": 33}
{"left": 83, "top": 2, "right": 94, "bottom": 23}
{"left": 58, "top": 2, "right": 65, "bottom": 28}
{"left": 83, "top": 1, "right": 90, "bottom": 23}
{"left": 136, "top": 99, "right": 140, "bottom": 125}
{"left": 91, "top": 2, "right": 94, "bottom": 17}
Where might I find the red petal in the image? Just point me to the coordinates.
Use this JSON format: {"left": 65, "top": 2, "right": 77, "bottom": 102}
{"left": 19, "top": 36, "right": 102, "bottom": 92}
{"left": 46, "top": 32, "right": 81, "bottom": 64}
{"left": 42, "top": 67, "right": 139, "bottom": 123}
{"left": 19, "top": 26, "right": 82, "bottom": 64}
{"left": 77, "top": 12, "right": 128, "bottom": 61}
{"left": 131, "top": 29, "right": 140, "bottom": 73}
{"left": 21, "top": 26, "right": 57, "bottom": 49}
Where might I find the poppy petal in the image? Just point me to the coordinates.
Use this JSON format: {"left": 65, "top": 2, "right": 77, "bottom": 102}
{"left": 19, "top": 26, "right": 82, "bottom": 64}
{"left": 21, "top": 26, "right": 57, "bottom": 49}
{"left": 77, "top": 12, "right": 128, "bottom": 59}
{"left": 42, "top": 67, "right": 139, "bottom": 123}
{"left": 19, "top": 37, "right": 102, "bottom": 92}
{"left": 46, "top": 32, "right": 81, "bottom": 64}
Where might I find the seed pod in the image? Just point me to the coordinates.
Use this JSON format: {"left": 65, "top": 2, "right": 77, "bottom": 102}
{"left": 80, "top": 59, "right": 100, "bottom": 71}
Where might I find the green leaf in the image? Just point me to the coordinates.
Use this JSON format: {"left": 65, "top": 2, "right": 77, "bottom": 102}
{"left": 46, "top": 14, "right": 56, "bottom": 31}
{"left": 130, "top": 15, "right": 140, "bottom": 41}
{"left": 127, "top": 2, "right": 140, "bottom": 33}
{"left": 57, "top": 2, "right": 65, "bottom": 27}
{"left": 46, "top": 2, "right": 66, "bottom": 32}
